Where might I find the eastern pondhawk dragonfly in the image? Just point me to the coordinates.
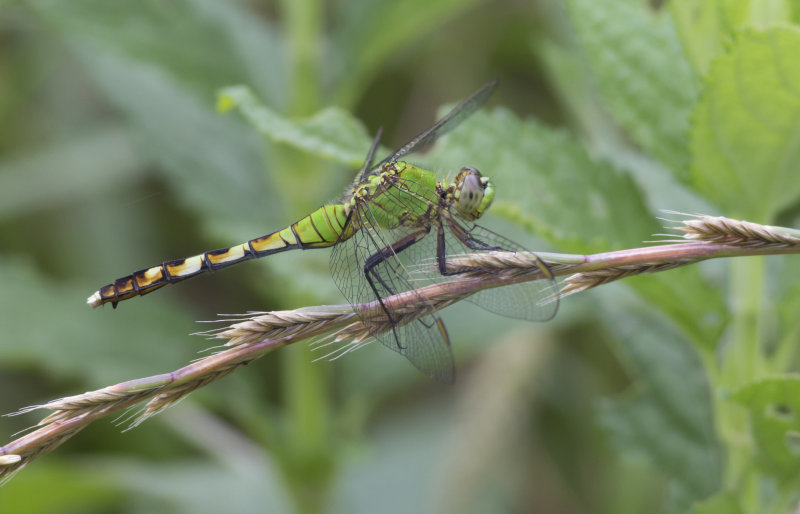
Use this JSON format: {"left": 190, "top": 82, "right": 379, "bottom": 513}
{"left": 88, "top": 79, "right": 559, "bottom": 382}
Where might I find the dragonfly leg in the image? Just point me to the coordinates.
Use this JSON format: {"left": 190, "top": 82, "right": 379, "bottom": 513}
{"left": 363, "top": 228, "right": 430, "bottom": 350}
{"left": 436, "top": 222, "right": 501, "bottom": 276}
{"left": 459, "top": 224, "right": 503, "bottom": 251}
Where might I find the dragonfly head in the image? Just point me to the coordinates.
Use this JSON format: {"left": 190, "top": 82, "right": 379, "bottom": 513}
{"left": 453, "top": 167, "right": 494, "bottom": 221}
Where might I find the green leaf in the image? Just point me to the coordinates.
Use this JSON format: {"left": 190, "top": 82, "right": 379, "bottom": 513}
{"left": 690, "top": 27, "right": 800, "bottom": 221}
{"left": 670, "top": 0, "right": 748, "bottom": 76}
{"left": 670, "top": 0, "right": 795, "bottom": 76}
{"left": 729, "top": 375, "right": 800, "bottom": 477}
{"left": 568, "top": 0, "right": 698, "bottom": 176}
{"left": 690, "top": 492, "right": 745, "bottom": 514}
{"left": 747, "top": 0, "right": 795, "bottom": 27}
{"left": 597, "top": 312, "right": 722, "bottom": 512}
{"left": 431, "top": 108, "right": 657, "bottom": 251}
{"left": 219, "top": 85, "right": 372, "bottom": 168}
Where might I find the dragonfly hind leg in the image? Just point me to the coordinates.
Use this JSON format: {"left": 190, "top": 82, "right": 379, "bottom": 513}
{"left": 362, "top": 228, "right": 430, "bottom": 350}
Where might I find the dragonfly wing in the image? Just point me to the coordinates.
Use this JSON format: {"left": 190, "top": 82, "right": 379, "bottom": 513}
{"left": 369, "top": 79, "right": 498, "bottom": 174}
{"left": 382, "top": 307, "right": 454, "bottom": 383}
{"left": 461, "top": 224, "right": 559, "bottom": 322}
{"left": 330, "top": 198, "right": 455, "bottom": 383}
{"left": 413, "top": 221, "right": 560, "bottom": 323}
{"left": 353, "top": 127, "right": 384, "bottom": 184}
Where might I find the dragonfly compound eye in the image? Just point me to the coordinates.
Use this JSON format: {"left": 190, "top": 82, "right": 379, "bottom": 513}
{"left": 455, "top": 167, "right": 493, "bottom": 220}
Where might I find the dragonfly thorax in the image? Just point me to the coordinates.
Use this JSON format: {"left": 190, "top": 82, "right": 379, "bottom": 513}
{"left": 452, "top": 167, "right": 494, "bottom": 221}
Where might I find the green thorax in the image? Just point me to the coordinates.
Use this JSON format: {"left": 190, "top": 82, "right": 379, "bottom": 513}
{"left": 348, "top": 161, "right": 439, "bottom": 230}
{"left": 345, "top": 160, "right": 495, "bottom": 232}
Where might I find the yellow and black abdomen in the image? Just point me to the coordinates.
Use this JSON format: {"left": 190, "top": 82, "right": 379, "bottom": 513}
{"left": 87, "top": 204, "right": 350, "bottom": 307}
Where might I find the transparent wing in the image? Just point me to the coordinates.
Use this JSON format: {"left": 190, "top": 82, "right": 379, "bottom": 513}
{"left": 367, "top": 79, "right": 498, "bottom": 176}
{"left": 457, "top": 224, "right": 559, "bottom": 322}
{"left": 353, "top": 127, "right": 384, "bottom": 184}
{"left": 411, "top": 220, "right": 560, "bottom": 323}
{"left": 329, "top": 186, "right": 455, "bottom": 383}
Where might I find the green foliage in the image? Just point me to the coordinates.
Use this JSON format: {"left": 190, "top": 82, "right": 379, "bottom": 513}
{"left": 0, "top": 461, "right": 122, "bottom": 513}
{"left": 569, "top": 0, "right": 698, "bottom": 176}
{"left": 0, "top": 257, "right": 192, "bottom": 383}
{"left": 730, "top": 376, "right": 800, "bottom": 478}
{"left": 596, "top": 313, "right": 721, "bottom": 512}
{"left": 2, "top": 0, "right": 800, "bottom": 513}
{"left": 691, "top": 27, "right": 800, "bottom": 220}
{"left": 430, "top": 107, "right": 658, "bottom": 251}
{"left": 218, "top": 86, "right": 372, "bottom": 168}
{"left": 691, "top": 492, "right": 746, "bottom": 514}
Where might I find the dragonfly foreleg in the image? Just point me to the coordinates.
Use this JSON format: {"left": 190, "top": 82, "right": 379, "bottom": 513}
{"left": 437, "top": 221, "right": 501, "bottom": 276}
{"left": 363, "top": 228, "right": 430, "bottom": 350}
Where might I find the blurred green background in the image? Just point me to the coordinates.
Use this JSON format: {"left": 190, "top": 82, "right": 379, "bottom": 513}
{"left": 2, "top": 0, "right": 800, "bottom": 513}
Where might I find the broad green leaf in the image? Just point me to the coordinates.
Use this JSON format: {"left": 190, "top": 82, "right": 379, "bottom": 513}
{"left": 0, "top": 125, "right": 143, "bottom": 220}
{"left": 568, "top": 0, "right": 698, "bottom": 177}
{"left": 690, "top": 27, "right": 800, "bottom": 221}
{"left": 430, "top": 107, "right": 727, "bottom": 345}
{"left": 669, "top": 0, "right": 794, "bottom": 76}
{"left": 598, "top": 312, "right": 722, "bottom": 513}
{"left": 219, "top": 85, "right": 372, "bottom": 168}
{"left": 670, "top": 0, "right": 750, "bottom": 76}
{"left": 748, "top": 0, "right": 794, "bottom": 27}
{"left": 430, "top": 108, "right": 657, "bottom": 251}
{"left": 729, "top": 375, "right": 800, "bottom": 477}
{"left": 536, "top": 23, "right": 716, "bottom": 223}
{"left": 690, "top": 492, "right": 745, "bottom": 514}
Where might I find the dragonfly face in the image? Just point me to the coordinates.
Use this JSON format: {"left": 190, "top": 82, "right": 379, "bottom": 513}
{"left": 451, "top": 167, "right": 495, "bottom": 221}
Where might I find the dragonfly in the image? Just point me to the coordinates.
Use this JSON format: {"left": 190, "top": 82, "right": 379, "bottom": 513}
{"left": 88, "top": 79, "right": 559, "bottom": 382}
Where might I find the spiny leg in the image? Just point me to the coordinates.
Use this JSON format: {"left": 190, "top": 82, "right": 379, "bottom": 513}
{"left": 436, "top": 221, "right": 501, "bottom": 276}
{"left": 362, "top": 228, "right": 430, "bottom": 349}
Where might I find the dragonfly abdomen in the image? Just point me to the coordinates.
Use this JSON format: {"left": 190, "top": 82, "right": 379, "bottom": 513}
{"left": 87, "top": 204, "right": 350, "bottom": 308}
